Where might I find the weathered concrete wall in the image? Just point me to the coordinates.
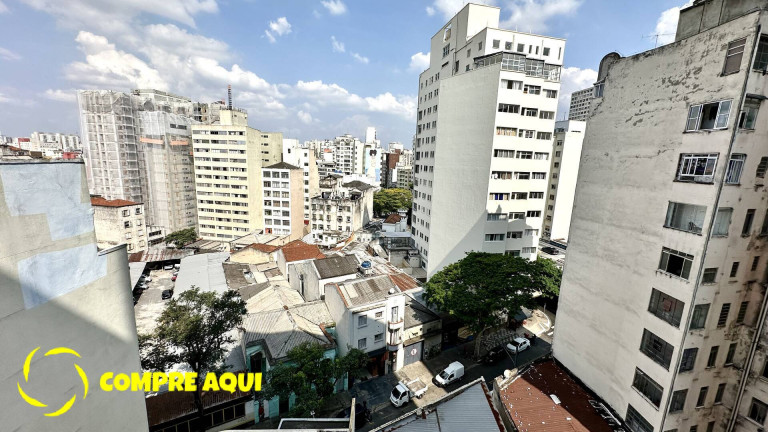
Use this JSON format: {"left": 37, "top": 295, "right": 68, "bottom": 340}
{"left": 0, "top": 160, "right": 148, "bottom": 431}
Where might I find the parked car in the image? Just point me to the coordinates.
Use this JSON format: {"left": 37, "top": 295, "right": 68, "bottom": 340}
{"left": 480, "top": 344, "right": 507, "bottom": 364}
{"left": 163, "top": 264, "right": 174, "bottom": 270}
{"left": 140, "top": 275, "right": 152, "bottom": 283}
{"left": 335, "top": 402, "right": 370, "bottom": 428}
{"left": 433, "top": 361, "right": 464, "bottom": 387}
{"left": 172, "top": 270, "right": 179, "bottom": 276}
{"left": 390, "top": 378, "right": 428, "bottom": 407}
{"left": 541, "top": 246, "right": 560, "bottom": 255}
{"left": 161, "top": 289, "right": 174, "bottom": 300}
{"left": 506, "top": 337, "right": 531, "bottom": 354}
{"left": 174, "top": 264, "right": 181, "bottom": 270}
{"left": 171, "top": 275, "right": 177, "bottom": 282}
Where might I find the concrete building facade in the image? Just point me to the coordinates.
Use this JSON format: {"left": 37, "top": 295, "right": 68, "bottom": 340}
{"left": 282, "top": 140, "right": 320, "bottom": 222}
{"left": 91, "top": 197, "right": 148, "bottom": 253}
{"left": 309, "top": 176, "right": 375, "bottom": 247}
{"left": 543, "top": 120, "right": 585, "bottom": 242}
{"left": 262, "top": 162, "right": 305, "bottom": 239}
{"left": 192, "top": 108, "right": 282, "bottom": 241}
{"left": 553, "top": 3, "right": 768, "bottom": 432}
{"left": 412, "top": 3, "right": 564, "bottom": 278}
{"left": 568, "top": 87, "right": 593, "bottom": 121}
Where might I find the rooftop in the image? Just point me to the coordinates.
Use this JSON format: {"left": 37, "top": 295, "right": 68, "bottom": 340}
{"left": 264, "top": 161, "right": 302, "bottom": 170}
{"left": 332, "top": 274, "right": 401, "bottom": 308}
{"left": 313, "top": 254, "right": 359, "bottom": 279}
{"left": 495, "top": 360, "right": 618, "bottom": 432}
{"left": 341, "top": 180, "right": 374, "bottom": 191}
{"left": 175, "top": 252, "right": 230, "bottom": 296}
{"left": 249, "top": 243, "right": 280, "bottom": 253}
{"left": 373, "top": 378, "right": 501, "bottom": 432}
{"left": 241, "top": 304, "right": 334, "bottom": 361}
{"left": 146, "top": 387, "right": 251, "bottom": 428}
{"left": 384, "top": 213, "right": 402, "bottom": 224}
{"left": 404, "top": 296, "right": 440, "bottom": 329}
{"left": 281, "top": 240, "right": 326, "bottom": 263}
{"left": 128, "top": 247, "right": 193, "bottom": 263}
{"left": 90, "top": 196, "right": 141, "bottom": 207}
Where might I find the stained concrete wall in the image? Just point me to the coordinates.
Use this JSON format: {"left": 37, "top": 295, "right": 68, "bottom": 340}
{"left": 0, "top": 160, "right": 148, "bottom": 431}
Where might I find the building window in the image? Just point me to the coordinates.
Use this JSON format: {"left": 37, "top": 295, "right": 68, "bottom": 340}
{"left": 737, "top": 301, "right": 749, "bottom": 323}
{"left": 494, "top": 149, "right": 514, "bottom": 158}
{"left": 523, "top": 85, "right": 541, "bottom": 95}
{"left": 492, "top": 39, "right": 500, "bottom": 49}
{"left": 696, "top": 386, "right": 708, "bottom": 407}
{"left": 713, "top": 208, "right": 733, "bottom": 236}
{"left": 498, "top": 103, "right": 520, "bottom": 113}
{"left": 358, "top": 315, "right": 367, "bottom": 328}
{"left": 526, "top": 210, "right": 541, "bottom": 217}
{"left": 670, "top": 389, "right": 687, "bottom": 412}
{"left": 374, "top": 333, "right": 383, "bottom": 342}
{"left": 680, "top": 348, "right": 698, "bottom": 372}
{"left": 545, "top": 89, "right": 557, "bottom": 98}
{"left": 690, "top": 304, "right": 710, "bottom": 330}
{"left": 748, "top": 398, "right": 768, "bottom": 424}
{"left": 358, "top": 338, "right": 367, "bottom": 349}
{"left": 375, "top": 311, "right": 383, "bottom": 318}
{"left": 686, "top": 101, "right": 732, "bottom": 131}
{"left": 496, "top": 127, "right": 518, "bottom": 136}
{"left": 625, "top": 404, "right": 653, "bottom": 432}
{"left": 707, "top": 346, "right": 719, "bottom": 368}
{"left": 594, "top": 82, "right": 604, "bottom": 98}
{"left": 714, "top": 383, "right": 726, "bottom": 404}
{"left": 725, "top": 154, "right": 746, "bottom": 184}
{"left": 755, "top": 35, "right": 768, "bottom": 70}
{"left": 723, "top": 37, "right": 747, "bottom": 75}
{"left": 702, "top": 268, "right": 718, "bottom": 284}
{"left": 487, "top": 213, "right": 508, "bottom": 221}
{"left": 725, "top": 343, "right": 737, "bottom": 365}
{"left": 507, "top": 80, "right": 523, "bottom": 90}
{"left": 442, "top": 44, "right": 450, "bottom": 58}
{"left": 507, "top": 231, "right": 523, "bottom": 239}
{"left": 632, "top": 368, "right": 663, "bottom": 407}
{"left": 743, "top": 209, "right": 756, "bottom": 236}
{"left": 739, "top": 98, "right": 760, "bottom": 130}
{"left": 677, "top": 153, "right": 718, "bottom": 182}
{"left": 664, "top": 202, "right": 706, "bottom": 234}
{"left": 485, "top": 234, "right": 505, "bottom": 241}
{"left": 658, "top": 247, "right": 694, "bottom": 279}
{"left": 648, "top": 288, "right": 685, "bottom": 327}
{"left": 489, "top": 193, "right": 509, "bottom": 200}
{"left": 639, "top": 329, "right": 674, "bottom": 369}
{"left": 730, "top": 262, "right": 740, "bottom": 277}
{"left": 717, "top": 303, "right": 730, "bottom": 327}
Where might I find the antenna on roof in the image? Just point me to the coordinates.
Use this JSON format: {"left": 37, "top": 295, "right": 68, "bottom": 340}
{"left": 643, "top": 33, "right": 675, "bottom": 48}
{"left": 227, "top": 85, "right": 233, "bottom": 109}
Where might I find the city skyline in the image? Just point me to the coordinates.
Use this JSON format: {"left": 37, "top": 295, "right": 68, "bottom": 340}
{"left": 1, "top": 0, "right": 691, "bottom": 145}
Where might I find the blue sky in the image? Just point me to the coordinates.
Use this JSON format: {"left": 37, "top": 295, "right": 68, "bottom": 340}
{"left": 0, "top": 0, "right": 691, "bottom": 146}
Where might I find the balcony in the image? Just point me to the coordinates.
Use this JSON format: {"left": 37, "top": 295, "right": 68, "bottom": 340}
{"left": 388, "top": 318, "right": 404, "bottom": 331}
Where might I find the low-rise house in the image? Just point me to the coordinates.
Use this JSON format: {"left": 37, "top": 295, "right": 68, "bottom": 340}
{"left": 382, "top": 212, "right": 408, "bottom": 232}
{"left": 274, "top": 239, "right": 325, "bottom": 275}
{"left": 402, "top": 295, "right": 442, "bottom": 366}
{"left": 230, "top": 243, "right": 280, "bottom": 265}
{"left": 287, "top": 254, "right": 360, "bottom": 301}
{"left": 91, "top": 196, "right": 148, "bottom": 253}
{"left": 324, "top": 275, "right": 406, "bottom": 375}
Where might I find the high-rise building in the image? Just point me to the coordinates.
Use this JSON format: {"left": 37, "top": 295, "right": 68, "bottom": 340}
{"left": 568, "top": 87, "right": 593, "bottom": 121}
{"left": 542, "top": 120, "right": 584, "bottom": 242}
{"left": 412, "top": 3, "right": 564, "bottom": 277}
{"left": 553, "top": 3, "right": 768, "bottom": 432}
{"left": 78, "top": 89, "right": 198, "bottom": 242}
{"left": 0, "top": 158, "right": 147, "bottom": 431}
{"left": 28, "top": 132, "right": 81, "bottom": 153}
{"left": 262, "top": 162, "right": 305, "bottom": 239}
{"left": 283, "top": 140, "right": 320, "bottom": 222}
{"left": 192, "top": 108, "right": 282, "bottom": 241}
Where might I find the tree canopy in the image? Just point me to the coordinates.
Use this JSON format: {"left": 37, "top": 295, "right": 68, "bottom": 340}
{"left": 423, "top": 253, "right": 561, "bottom": 353}
{"left": 164, "top": 227, "right": 198, "bottom": 248}
{"left": 373, "top": 188, "right": 412, "bottom": 216}
{"left": 139, "top": 287, "right": 246, "bottom": 429}
{"left": 262, "top": 342, "right": 368, "bottom": 417}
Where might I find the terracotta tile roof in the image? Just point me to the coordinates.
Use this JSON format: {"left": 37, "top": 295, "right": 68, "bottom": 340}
{"left": 280, "top": 240, "right": 325, "bottom": 262}
{"left": 145, "top": 386, "right": 251, "bottom": 427}
{"left": 90, "top": 197, "right": 141, "bottom": 207}
{"left": 249, "top": 243, "right": 279, "bottom": 253}
{"left": 388, "top": 273, "right": 419, "bottom": 291}
{"left": 496, "top": 361, "right": 616, "bottom": 432}
{"left": 384, "top": 213, "right": 402, "bottom": 223}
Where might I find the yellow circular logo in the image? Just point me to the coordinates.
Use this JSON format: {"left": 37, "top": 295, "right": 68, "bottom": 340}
{"left": 17, "top": 347, "right": 89, "bottom": 417}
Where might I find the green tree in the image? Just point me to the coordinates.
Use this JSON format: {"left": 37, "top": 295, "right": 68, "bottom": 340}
{"left": 163, "top": 227, "right": 198, "bottom": 248}
{"left": 373, "top": 188, "right": 412, "bottom": 216}
{"left": 262, "top": 342, "right": 368, "bottom": 417}
{"left": 423, "top": 253, "right": 561, "bottom": 357}
{"left": 139, "top": 287, "right": 246, "bottom": 431}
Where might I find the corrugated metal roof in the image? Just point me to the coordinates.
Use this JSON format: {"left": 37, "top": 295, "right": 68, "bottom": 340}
{"left": 291, "top": 300, "right": 335, "bottom": 327}
{"left": 314, "top": 254, "right": 359, "bottom": 279}
{"left": 175, "top": 252, "right": 230, "bottom": 295}
{"left": 241, "top": 307, "right": 332, "bottom": 361}
{"left": 244, "top": 283, "right": 304, "bottom": 314}
{"left": 129, "top": 262, "right": 146, "bottom": 289}
{"left": 335, "top": 275, "right": 400, "bottom": 307}
{"left": 146, "top": 387, "right": 251, "bottom": 427}
{"left": 128, "top": 247, "right": 193, "bottom": 263}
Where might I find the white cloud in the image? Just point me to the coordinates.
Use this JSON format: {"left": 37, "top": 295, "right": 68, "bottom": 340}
{"left": 428, "top": 0, "right": 494, "bottom": 19}
{"left": 321, "top": 0, "right": 347, "bottom": 15}
{"left": 294, "top": 80, "right": 414, "bottom": 120}
{"left": 0, "top": 47, "right": 21, "bottom": 61}
{"left": 331, "top": 36, "right": 345, "bottom": 53}
{"left": 297, "top": 110, "right": 313, "bottom": 124}
{"left": 42, "top": 89, "right": 77, "bottom": 103}
{"left": 142, "top": 24, "right": 230, "bottom": 62}
{"left": 501, "top": 0, "right": 582, "bottom": 33}
{"left": 351, "top": 52, "right": 369, "bottom": 64}
{"left": 0, "top": 1, "right": 8, "bottom": 13}
{"left": 0, "top": 92, "right": 12, "bottom": 103}
{"left": 409, "top": 52, "right": 430, "bottom": 72}
{"left": 558, "top": 66, "right": 597, "bottom": 118}
{"left": 265, "top": 17, "right": 291, "bottom": 43}
{"left": 425, "top": 6, "right": 435, "bottom": 16}
{"left": 653, "top": 1, "right": 693, "bottom": 46}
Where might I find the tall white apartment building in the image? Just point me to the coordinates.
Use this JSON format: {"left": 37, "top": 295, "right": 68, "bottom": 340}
{"left": 412, "top": 3, "right": 564, "bottom": 278}
{"left": 568, "top": 87, "right": 593, "bottom": 121}
{"left": 543, "top": 120, "right": 584, "bottom": 242}
{"left": 262, "top": 162, "right": 305, "bottom": 239}
{"left": 316, "top": 135, "right": 364, "bottom": 176}
{"left": 192, "top": 108, "right": 282, "bottom": 241}
{"left": 78, "top": 89, "right": 198, "bottom": 241}
{"left": 29, "top": 132, "right": 81, "bottom": 152}
{"left": 283, "top": 140, "right": 320, "bottom": 222}
{"left": 553, "top": 2, "right": 768, "bottom": 432}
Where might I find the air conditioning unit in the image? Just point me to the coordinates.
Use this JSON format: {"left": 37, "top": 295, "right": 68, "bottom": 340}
{"left": 694, "top": 175, "right": 714, "bottom": 183}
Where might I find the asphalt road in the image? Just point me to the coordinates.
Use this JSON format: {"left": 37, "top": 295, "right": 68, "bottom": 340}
{"left": 355, "top": 340, "right": 552, "bottom": 431}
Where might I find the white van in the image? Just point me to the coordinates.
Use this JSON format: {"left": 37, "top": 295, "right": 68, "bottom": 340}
{"left": 433, "top": 361, "right": 464, "bottom": 387}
